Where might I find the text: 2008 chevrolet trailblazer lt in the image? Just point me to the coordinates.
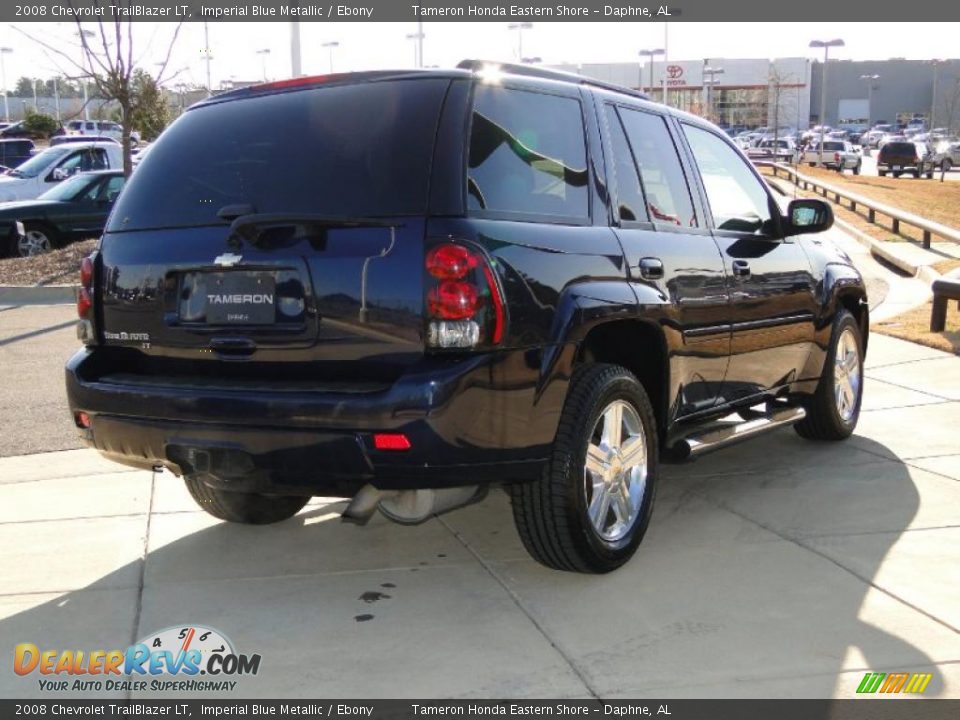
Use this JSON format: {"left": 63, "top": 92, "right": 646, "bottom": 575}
{"left": 66, "top": 62, "right": 868, "bottom": 573}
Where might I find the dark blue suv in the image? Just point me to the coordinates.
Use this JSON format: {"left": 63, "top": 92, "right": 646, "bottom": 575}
{"left": 66, "top": 62, "right": 868, "bottom": 573}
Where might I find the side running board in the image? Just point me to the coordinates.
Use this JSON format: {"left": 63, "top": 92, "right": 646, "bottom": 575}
{"left": 669, "top": 406, "right": 807, "bottom": 461}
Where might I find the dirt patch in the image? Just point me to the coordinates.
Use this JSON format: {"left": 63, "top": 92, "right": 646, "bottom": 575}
{"left": 0, "top": 239, "right": 97, "bottom": 286}
{"left": 873, "top": 300, "right": 960, "bottom": 356}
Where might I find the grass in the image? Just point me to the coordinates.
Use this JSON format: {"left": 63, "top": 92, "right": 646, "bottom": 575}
{"left": 0, "top": 239, "right": 97, "bottom": 286}
{"left": 873, "top": 300, "right": 960, "bottom": 355}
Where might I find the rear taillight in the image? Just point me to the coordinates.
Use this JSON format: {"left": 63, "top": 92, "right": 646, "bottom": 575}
{"left": 77, "top": 253, "right": 96, "bottom": 345}
{"left": 425, "top": 242, "right": 505, "bottom": 349}
{"left": 834, "top": 152, "right": 841, "bottom": 163}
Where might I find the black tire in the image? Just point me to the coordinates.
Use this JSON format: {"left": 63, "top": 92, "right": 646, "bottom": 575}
{"left": 912, "top": 169, "right": 920, "bottom": 179}
{"left": 878, "top": 170, "right": 887, "bottom": 177}
{"left": 185, "top": 475, "right": 309, "bottom": 524}
{"left": 509, "top": 364, "right": 658, "bottom": 573}
{"left": 853, "top": 163, "right": 861, "bottom": 176}
{"left": 943, "top": 159, "right": 953, "bottom": 172}
{"left": 795, "top": 310, "right": 864, "bottom": 442}
{"left": 893, "top": 171, "right": 901, "bottom": 178}
{"left": 17, "top": 222, "right": 59, "bottom": 258}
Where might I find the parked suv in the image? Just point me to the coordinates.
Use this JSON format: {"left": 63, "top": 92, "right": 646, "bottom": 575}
{"left": 66, "top": 63, "right": 869, "bottom": 573}
{"left": 877, "top": 141, "right": 936, "bottom": 178}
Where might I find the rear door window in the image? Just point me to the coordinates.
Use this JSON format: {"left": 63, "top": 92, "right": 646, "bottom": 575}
{"left": 603, "top": 106, "right": 648, "bottom": 223}
{"left": 617, "top": 107, "right": 698, "bottom": 227}
{"left": 467, "top": 85, "right": 588, "bottom": 221}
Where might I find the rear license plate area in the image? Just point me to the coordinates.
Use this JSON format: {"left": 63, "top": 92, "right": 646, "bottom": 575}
{"left": 205, "top": 272, "right": 276, "bottom": 325}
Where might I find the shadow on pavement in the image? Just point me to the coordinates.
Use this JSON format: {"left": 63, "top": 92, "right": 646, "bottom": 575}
{"left": 0, "top": 435, "right": 943, "bottom": 699}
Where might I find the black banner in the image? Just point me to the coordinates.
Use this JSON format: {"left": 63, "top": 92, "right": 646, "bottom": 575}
{"left": 1, "top": 700, "right": 960, "bottom": 719}
{"left": 5, "top": 0, "right": 960, "bottom": 23}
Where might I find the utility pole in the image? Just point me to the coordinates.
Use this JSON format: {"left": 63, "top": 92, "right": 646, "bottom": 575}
{"left": 203, "top": 22, "right": 213, "bottom": 97}
{"left": 930, "top": 60, "right": 944, "bottom": 130}
{"left": 662, "top": 23, "right": 669, "bottom": 107}
{"left": 322, "top": 41, "right": 339, "bottom": 74}
{"left": 809, "top": 38, "right": 845, "bottom": 167}
{"left": 639, "top": 48, "right": 664, "bottom": 98}
{"left": 290, "top": 21, "right": 302, "bottom": 77}
{"left": 860, "top": 74, "right": 879, "bottom": 127}
{"left": 507, "top": 23, "right": 532, "bottom": 62}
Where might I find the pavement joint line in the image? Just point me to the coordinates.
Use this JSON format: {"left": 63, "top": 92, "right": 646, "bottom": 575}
{"left": 867, "top": 356, "right": 957, "bottom": 370}
{"left": 794, "top": 523, "right": 960, "bottom": 539}
{"left": 862, "top": 375, "right": 955, "bottom": 403}
{"left": 0, "top": 511, "right": 151, "bottom": 526}
{"left": 698, "top": 493, "right": 960, "bottom": 637}
{"left": 862, "top": 401, "right": 953, "bottom": 413}
{"left": 437, "top": 514, "right": 601, "bottom": 700}
{"left": 0, "top": 469, "right": 147, "bottom": 485}
{"left": 0, "top": 584, "right": 139, "bottom": 599}
{"left": 129, "top": 469, "right": 157, "bottom": 694}
{"left": 0, "top": 320, "right": 77, "bottom": 347}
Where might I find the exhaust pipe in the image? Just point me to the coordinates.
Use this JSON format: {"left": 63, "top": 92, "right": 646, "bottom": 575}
{"left": 341, "top": 484, "right": 484, "bottom": 525}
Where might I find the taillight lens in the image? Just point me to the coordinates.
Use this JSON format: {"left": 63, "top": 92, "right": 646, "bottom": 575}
{"left": 77, "top": 253, "right": 96, "bottom": 344}
{"left": 76, "top": 287, "right": 93, "bottom": 318}
{"left": 425, "top": 242, "right": 505, "bottom": 349}
{"left": 80, "top": 256, "right": 94, "bottom": 288}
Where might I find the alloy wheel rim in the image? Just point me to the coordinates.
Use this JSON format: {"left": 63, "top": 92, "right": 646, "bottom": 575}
{"left": 833, "top": 327, "right": 861, "bottom": 423}
{"left": 583, "top": 400, "right": 647, "bottom": 542}
{"left": 19, "top": 231, "right": 51, "bottom": 257}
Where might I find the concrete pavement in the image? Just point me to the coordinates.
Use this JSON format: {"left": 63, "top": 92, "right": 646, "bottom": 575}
{"left": 0, "top": 331, "right": 957, "bottom": 699}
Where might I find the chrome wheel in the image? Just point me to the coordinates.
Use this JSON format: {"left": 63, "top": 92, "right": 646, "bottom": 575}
{"left": 833, "top": 327, "right": 861, "bottom": 423}
{"left": 583, "top": 400, "right": 648, "bottom": 542}
{"left": 18, "top": 230, "right": 52, "bottom": 257}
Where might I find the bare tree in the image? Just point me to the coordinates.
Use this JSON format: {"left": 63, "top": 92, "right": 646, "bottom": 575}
{"left": 768, "top": 65, "right": 798, "bottom": 147}
{"left": 940, "top": 77, "right": 960, "bottom": 135}
{"left": 18, "top": 9, "right": 183, "bottom": 176}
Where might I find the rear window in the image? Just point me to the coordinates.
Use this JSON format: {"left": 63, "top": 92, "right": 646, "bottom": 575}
{"left": 108, "top": 78, "right": 449, "bottom": 232}
{"left": 882, "top": 142, "right": 916, "bottom": 155}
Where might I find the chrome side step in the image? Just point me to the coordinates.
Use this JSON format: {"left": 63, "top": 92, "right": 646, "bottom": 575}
{"left": 670, "top": 406, "right": 806, "bottom": 461}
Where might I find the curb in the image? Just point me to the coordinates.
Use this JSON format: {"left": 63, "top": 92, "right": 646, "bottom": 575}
{"left": 0, "top": 285, "right": 77, "bottom": 305}
{"left": 833, "top": 217, "right": 941, "bottom": 284}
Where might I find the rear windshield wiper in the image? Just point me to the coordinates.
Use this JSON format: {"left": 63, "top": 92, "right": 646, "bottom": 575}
{"left": 224, "top": 212, "right": 403, "bottom": 249}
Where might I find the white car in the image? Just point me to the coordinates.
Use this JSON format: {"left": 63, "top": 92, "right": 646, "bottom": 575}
{"left": 65, "top": 120, "right": 140, "bottom": 145}
{"left": 0, "top": 142, "right": 123, "bottom": 202}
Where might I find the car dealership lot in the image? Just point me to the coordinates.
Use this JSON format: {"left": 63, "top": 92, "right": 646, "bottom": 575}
{"left": 0, "top": 232, "right": 958, "bottom": 699}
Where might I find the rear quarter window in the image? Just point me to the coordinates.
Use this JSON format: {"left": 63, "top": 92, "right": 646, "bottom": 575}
{"left": 466, "top": 85, "right": 588, "bottom": 221}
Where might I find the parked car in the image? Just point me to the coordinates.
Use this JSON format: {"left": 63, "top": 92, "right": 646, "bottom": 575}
{"left": 65, "top": 62, "right": 867, "bottom": 574}
{"left": 746, "top": 137, "right": 796, "bottom": 162}
{"left": 876, "top": 140, "right": 936, "bottom": 178}
{"left": 0, "top": 138, "right": 36, "bottom": 168}
{"left": 66, "top": 120, "right": 140, "bottom": 146}
{"left": 932, "top": 139, "right": 960, "bottom": 171}
{"left": 0, "top": 170, "right": 126, "bottom": 258}
{"left": 0, "top": 141, "right": 123, "bottom": 202}
{"left": 0, "top": 121, "right": 33, "bottom": 139}
{"left": 801, "top": 140, "right": 862, "bottom": 173}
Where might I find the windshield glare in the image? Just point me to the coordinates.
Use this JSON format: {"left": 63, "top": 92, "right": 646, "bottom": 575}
{"left": 38, "top": 173, "right": 92, "bottom": 201}
{"left": 10, "top": 147, "right": 70, "bottom": 178}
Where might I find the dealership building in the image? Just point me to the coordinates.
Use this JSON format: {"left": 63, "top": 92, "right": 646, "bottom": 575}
{"left": 551, "top": 58, "right": 960, "bottom": 132}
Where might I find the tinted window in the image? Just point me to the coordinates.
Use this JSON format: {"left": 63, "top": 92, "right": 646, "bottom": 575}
{"left": 683, "top": 124, "right": 773, "bottom": 234}
{"left": 109, "top": 79, "right": 449, "bottom": 232}
{"left": 603, "top": 106, "right": 647, "bottom": 223}
{"left": 882, "top": 142, "right": 916, "bottom": 155}
{"left": 467, "top": 86, "right": 588, "bottom": 219}
{"left": 618, "top": 107, "right": 697, "bottom": 227}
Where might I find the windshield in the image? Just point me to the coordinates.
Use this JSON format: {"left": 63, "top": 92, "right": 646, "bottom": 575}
{"left": 37, "top": 173, "right": 93, "bottom": 201}
{"left": 108, "top": 78, "right": 449, "bottom": 232}
{"left": 9, "top": 146, "right": 71, "bottom": 178}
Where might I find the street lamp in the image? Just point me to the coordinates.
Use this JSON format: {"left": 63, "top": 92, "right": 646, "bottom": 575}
{"left": 704, "top": 65, "right": 724, "bottom": 123}
{"left": 255, "top": 49, "right": 271, "bottom": 82}
{"left": 810, "top": 38, "right": 845, "bottom": 167}
{"left": 930, "top": 60, "right": 945, "bottom": 130}
{"left": 321, "top": 41, "right": 340, "bottom": 74}
{"left": 859, "top": 74, "right": 879, "bottom": 127}
{"left": 638, "top": 48, "right": 665, "bottom": 98}
{"left": 406, "top": 22, "right": 425, "bottom": 68}
{"left": 0, "top": 47, "right": 12, "bottom": 123}
{"left": 76, "top": 29, "right": 96, "bottom": 120}
{"left": 508, "top": 22, "right": 533, "bottom": 61}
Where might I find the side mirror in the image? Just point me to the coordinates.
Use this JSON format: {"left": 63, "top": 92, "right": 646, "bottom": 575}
{"left": 786, "top": 199, "right": 834, "bottom": 236}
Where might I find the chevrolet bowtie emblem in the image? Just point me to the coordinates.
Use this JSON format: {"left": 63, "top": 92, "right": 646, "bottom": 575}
{"left": 214, "top": 253, "right": 243, "bottom": 267}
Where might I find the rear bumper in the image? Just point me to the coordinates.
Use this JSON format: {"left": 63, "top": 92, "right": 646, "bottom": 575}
{"left": 65, "top": 345, "right": 575, "bottom": 494}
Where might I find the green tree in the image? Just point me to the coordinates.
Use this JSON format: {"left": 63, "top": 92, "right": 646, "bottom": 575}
{"left": 14, "top": 77, "right": 35, "bottom": 97}
{"left": 129, "top": 69, "right": 169, "bottom": 141}
{"left": 22, "top": 109, "right": 59, "bottom": 138}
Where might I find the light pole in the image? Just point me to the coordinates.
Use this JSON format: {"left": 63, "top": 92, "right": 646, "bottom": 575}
{"left": 406, "top": 22, "right": 425, "bottom": 68}
{"left": 322, "top": 41, "right": 339, "bottom": 74}
{"left": 255, "top": 49, "right": 271, "bottom": 82}
{"left": 507, "top": 22, "right": 533, "bottom": 62}
{"left": 860, "top": 74, "right": 879, "bottom": 127}
{"left": 704, "top": 65, "right": 724, "bottom": 123}
{"left": 76, "top": 29, "right": 95, "bottom": 120}
{"left": 53, "top": 77, "right": 60, "bottom": 124}
{"left": 930, "top": 60, "right": 944, "bottom": 130}
{"left": 202, "top": 22, "right": 213, "bottom": 97}
{"left": 810, "top": 38, "right": 845, "bottom": 167}
{"left": 638, "top": 48, "right": 664, "bottom": 98}
{"left": 0, "top": 47, "right": 11, "bottom": 122}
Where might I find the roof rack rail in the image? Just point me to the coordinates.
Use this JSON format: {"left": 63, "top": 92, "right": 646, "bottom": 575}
{"left": 456, "top": 59, "right": 651, "bottom": 102}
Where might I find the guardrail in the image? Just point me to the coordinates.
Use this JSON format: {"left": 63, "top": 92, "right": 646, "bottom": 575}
{"left": 760, "top": 162, "right": 960, "bottom": 250}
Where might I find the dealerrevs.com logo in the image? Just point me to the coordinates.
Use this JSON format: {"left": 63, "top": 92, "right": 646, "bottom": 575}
{"left": 13, "top": 625, "right": 261, "bottom": 693}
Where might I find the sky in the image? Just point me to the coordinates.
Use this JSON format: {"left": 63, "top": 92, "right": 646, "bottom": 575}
{"left": 2, "top": 21, "right": 958, "bottom": 89}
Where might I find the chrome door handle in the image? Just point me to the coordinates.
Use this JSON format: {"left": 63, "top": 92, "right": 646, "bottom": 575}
{"left": 639, "top": 257, "right": 664, "bottom": 280}
{"left": 732, "top": 260, "right": 751, "bottom": 278}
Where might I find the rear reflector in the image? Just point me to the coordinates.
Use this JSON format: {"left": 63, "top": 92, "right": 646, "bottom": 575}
{"left": 74, "top": 412, "right": 91, "bottom": 429}
{"left": 373, "top": 433, "right": 411, "bottom": 451}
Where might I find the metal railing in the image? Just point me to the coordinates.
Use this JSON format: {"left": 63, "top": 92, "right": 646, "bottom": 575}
{"left": 762, "top": 162, "right": 960, "bottom": 250}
